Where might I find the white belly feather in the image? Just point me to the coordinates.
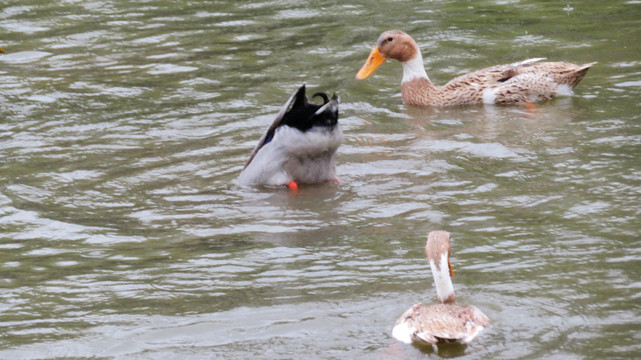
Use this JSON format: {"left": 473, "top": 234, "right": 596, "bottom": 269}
{"left": 238, "top": 125, "right": 343, "bottom": 186}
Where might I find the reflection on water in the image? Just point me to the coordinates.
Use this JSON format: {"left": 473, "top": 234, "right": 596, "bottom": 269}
{"left": 1, "top": 0, "right": 641, "bottom": 359}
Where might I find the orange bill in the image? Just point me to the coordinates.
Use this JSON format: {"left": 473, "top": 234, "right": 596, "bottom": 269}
{"left": 448, "top": 259, "right": 455, "bottom": 277}
{"left": 355, "top": 47, "right": 386, "bottom": 80}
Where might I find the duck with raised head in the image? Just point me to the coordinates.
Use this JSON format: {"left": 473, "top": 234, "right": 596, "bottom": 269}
{"left": 356, "top": 30, "right": 596, "bottom": 107}
{"left": 238, "top": 85, "right": 342, "bottom": 190}
{"left": 392, "top": 230, "right": 489, "bottom": 345}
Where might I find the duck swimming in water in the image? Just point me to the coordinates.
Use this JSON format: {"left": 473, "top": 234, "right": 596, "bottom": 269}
{"left": 392, "top": 230, "right": 489, "bottom": 345}
{"left": 356, "top": 30, "right": 596, "bottom": 107}
{"left": 238, "top": 85, "right": 342, "bottom": 190}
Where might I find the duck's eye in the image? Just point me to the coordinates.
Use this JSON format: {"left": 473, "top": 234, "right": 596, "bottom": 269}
{"left": 387, "top": 37, "right": 393, "bottom": 42}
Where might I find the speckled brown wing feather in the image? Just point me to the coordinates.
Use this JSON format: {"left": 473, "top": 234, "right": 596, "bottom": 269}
{"left": 444, "top": 63, "right": 523, "bottom": 88}
{"left": 400, "top": 303, "right": 489, "bottom": 344}
{"left": 401, "top": 61, "right": 546, "bottom": 106}
{"left": 428, "top": 59, "right": 596, "bottom": 105}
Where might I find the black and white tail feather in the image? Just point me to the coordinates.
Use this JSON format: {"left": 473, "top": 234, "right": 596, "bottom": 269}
{"left": 238, "top": 85, "right": 342, "bottom": 187}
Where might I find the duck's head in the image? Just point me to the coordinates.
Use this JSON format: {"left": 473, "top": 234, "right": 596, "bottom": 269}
{"left": 356, "top": 30, "right": 419, "bottom": 80}
{"left": 425, "top": 230, "right": 456, "bottom": 304}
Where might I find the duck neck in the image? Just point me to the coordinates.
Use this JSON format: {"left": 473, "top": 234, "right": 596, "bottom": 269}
{"left": 400, "top": 53, "right": 439, "bottom": 106}
{"left": 429, "top": 254, "right": 456, "bottom": 304}
{"left": 401, "top": 52, "right": 429, "bottom": 84}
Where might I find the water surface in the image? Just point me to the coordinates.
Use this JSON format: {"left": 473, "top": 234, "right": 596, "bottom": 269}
{"left": 1, "top": 0, "right": 640, "bottom": 359}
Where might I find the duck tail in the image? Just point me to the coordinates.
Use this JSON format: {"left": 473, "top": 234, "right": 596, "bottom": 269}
{"left": 567, "top": 62, "right": 597, "bottom": 87}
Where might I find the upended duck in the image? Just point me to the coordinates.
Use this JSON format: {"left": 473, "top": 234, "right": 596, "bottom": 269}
{"left": 356, "top": 30, "right": 596, "bottom": 107}
{"left": 392, "top": 230, "right": 489, "bottom": 345}
{"left": 238, "top": 85, "right": 342, "bottom": 190}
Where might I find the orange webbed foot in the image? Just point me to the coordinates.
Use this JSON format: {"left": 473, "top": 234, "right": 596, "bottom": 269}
{"left": 524, "top": 102, "right": 538, "bottom": 112}
{"left": 288, "top": 180, "right": 299, "bottom": 192}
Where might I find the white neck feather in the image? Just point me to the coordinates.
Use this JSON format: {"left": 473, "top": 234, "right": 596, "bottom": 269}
{"left": 429, "top": 253, "right": 455, "bottom": 303}
{"left": 401, "top": 51, "right": 429, "bottom": 83}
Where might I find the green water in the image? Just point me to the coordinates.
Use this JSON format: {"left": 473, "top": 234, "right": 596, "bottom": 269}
{"left": 1, "top": 0, "right": 640, "bottom": 359}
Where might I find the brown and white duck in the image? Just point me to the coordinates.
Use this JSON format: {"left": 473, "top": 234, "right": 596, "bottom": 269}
{"left": 392, "top": 230, "right": 489, "bottom": 345}
{"left": 356, "top": 30, "right": 596, "bottom": 107}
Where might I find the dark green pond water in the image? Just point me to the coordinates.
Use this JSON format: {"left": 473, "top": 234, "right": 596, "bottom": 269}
{"left": 1, "top": 0, "right": 640, "bottom": 359}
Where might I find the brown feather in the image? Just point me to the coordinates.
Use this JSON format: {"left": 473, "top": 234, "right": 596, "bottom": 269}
{"left": 396, "top": 303, "right": 490, "bottom": 344}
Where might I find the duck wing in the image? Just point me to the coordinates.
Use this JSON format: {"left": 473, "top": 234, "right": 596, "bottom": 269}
{"left": 243, "top": 85, "right": 308, "bottom": 169}
{"left": 397, "top": 303, "right": 489, "bottom": 344}
{"left": 441, "top": 58, "right": 595, "bottom": 104}
{"left": 443, "top": 58, "right": 548, "bottom": 90}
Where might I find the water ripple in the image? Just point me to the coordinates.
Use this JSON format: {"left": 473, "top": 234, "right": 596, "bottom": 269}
{"left": 1, "top": 0, "right": 640, "bottom": 359}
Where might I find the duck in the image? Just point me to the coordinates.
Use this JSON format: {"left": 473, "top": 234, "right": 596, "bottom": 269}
{"left": 392, "top": 230, "right": 489, "bottom": 345}
{"left": 356, "top": 30, "right": 596, "bottom": 107}
{"left": 238, "top": 85, "right": 342, "bottom": 191}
